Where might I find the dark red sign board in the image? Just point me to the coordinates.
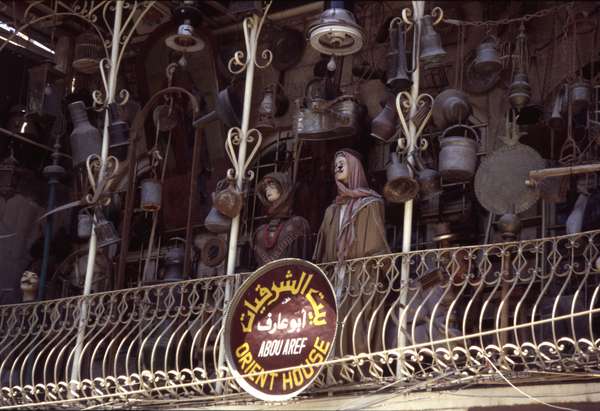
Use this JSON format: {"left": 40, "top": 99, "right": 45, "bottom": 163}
{"left": 224, "top": 258, "right": 337, "bottom": 401}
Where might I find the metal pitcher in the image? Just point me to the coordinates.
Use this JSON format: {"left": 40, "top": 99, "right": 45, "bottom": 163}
{"left": 383, "top": 151, "right": 419, "bottom": 203}
{"left": 371, "top": 94, "right": 398, "bottom": 142}
{"left": 140, "top": 178, "right": 162, "bottom": 212}
{"left": 432, "top": 89, "right": 471, "bottom": 130}
{"left": 213, "top": 179, "right": 243, "bottom": 219}
{"left": 419, "top": 14, "right": 446, "bottom": 68}
{"left": 438, "top": 124, "right": 479, "bottom": 182}
{"left": 204, "top": 206, "right": 231, "bottom": 234}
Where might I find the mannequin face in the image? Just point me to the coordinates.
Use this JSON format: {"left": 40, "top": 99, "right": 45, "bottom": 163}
{"left": 265, "top": 181, "right": 281, "bottom": 202}
{"left": 334, "top": 154, "right": 348, "bottom": 184}
{"left": 20, "top": 271, "right": 39, "bottom": 293}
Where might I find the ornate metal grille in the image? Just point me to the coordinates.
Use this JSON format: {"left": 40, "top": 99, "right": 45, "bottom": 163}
{"left": 2, "top": 230, "right": 600, "bottom": 408}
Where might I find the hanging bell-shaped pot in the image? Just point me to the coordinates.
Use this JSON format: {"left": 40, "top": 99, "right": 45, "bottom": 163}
{"left": 77, "top": 210, "right": 92, "bottom": 240}
{"left": 473, "top": 36, "right": 502, "bottom": 75}
{"left": 94, "top": 208, "right": 120, "bottom": 248}
{"left": 204, "top": 206, "right": 232, "bottom": 234}
{"left": 163, "top": 244, "right": 185, "bottom": 281}
{"left": 383, "top": 152, "right": 419, "bottom": 203}
{"left": 497, "top": 213, "right": 522, "bottom": 241}
{"left": 140, "top": 178, "right": 162, "bottom": 212}
{"left": 570, "top": 80, "right": 592, "bottom": 114}
{"left": 438, "top": 124, "right": 479, "bottom": 182}
{"left": 213, "top": 180, "right": 243, "bottom": 219}
{"left": 548, "top": 92, "right": 564, "bottom": 130}
{"left": 68, "top": 101, "right": 102, "bottom": 168}
{"left": 508, "top": 72, "right": 531, "bottom": 110}
{"left": 386, "top": 22, "right": 412, "bottom": 93}
{"left": 432, "top": 89, "right": 471, "bottom": 130}
{"left": 419, "top": 15, "right": 446, "bottom": 68}
{"left": 371, "top": 95, "right": 398, "bottom": 142}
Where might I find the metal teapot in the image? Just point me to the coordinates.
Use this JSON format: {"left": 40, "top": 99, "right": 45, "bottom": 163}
{"left": 370, "top": 94, "right": 398, "bottom": 142}
{"left": 204, "top": 206, "right": 231, "bottom": 234}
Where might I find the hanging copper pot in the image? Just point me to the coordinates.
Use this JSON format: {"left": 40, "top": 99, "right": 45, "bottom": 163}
{"left": 383, "top": 151, "right": 419, "bottom": 203}
{"left": 213, "top": 179, "right": 243, "bottom": 219}
{"left": 432, "top": 89, "right": 471, "bottom": 130}
{"left": 204, "top": 207, "right": 232, "bottom": 234}
{"left": 370, "top": 94, "right": 398, "bottom": 142}
{"left": 570, "top": 80, "right": 592, "bottom": 114}
{"left": 438, "top": 124, "right": 479, "bottom": 182}
{"left": 473, "top": 36, "right": 502, "bottom": 75}
{"left": 140, "top": 178, "right": 162, "bottom": 212}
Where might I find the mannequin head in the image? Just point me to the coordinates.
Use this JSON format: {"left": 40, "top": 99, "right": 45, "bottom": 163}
{"left": 20, "top": 270, "right": 39, "bottom": 302}
{"left": 334, "top": 154, "right": 348, "bottom": 184}
{"left": 265, "top": 181, "right": 281, "bottom": 203}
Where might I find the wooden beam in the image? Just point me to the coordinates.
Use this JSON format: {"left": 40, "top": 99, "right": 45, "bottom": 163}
{"left": 526, "top": 163, "right": 600, "bottom": 186}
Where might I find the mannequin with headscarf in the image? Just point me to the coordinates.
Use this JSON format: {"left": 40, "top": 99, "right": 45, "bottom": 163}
{"left": 313, "top": 149, "right": 390, "bottom": 263}
{"left": 313, "top": 149, "right": 389, "bottom": 380}
{"left": 253, "top": 172, "right": 311, "bottom": 266}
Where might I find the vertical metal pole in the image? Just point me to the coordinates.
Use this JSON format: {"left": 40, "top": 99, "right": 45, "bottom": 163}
{"left": 397, "top": 0, "right": 424, "bottom": 377}
{"left": 71, "top": 0, "right": 123, "bottom": 382}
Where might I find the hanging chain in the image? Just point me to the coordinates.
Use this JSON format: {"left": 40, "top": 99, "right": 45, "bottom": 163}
{"left": 448, "top": 2, "right": 574, "bottom": 27}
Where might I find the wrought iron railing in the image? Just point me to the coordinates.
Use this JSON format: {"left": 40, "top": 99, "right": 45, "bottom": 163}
{"left": 2, "top": 230, "right": 600, "bottom": 408}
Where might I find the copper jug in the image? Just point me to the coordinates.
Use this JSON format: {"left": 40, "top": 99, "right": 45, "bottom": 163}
{"left": 371, "top": 94, "right": 398, "bottom": 142}
{"left": 383, "top": 151, "right": 419, "bottom": 203}
{"left": 213, "top": 179, "right": 243, "bottom": 219}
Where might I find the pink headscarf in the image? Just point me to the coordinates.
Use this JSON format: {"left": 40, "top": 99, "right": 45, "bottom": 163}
{"left": 334, "top": 150, "right": 382, "bottom": 262}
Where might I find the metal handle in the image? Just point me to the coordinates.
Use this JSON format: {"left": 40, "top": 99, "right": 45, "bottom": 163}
{"left": 440, "top": 124, "right": 479, "bottom": 143}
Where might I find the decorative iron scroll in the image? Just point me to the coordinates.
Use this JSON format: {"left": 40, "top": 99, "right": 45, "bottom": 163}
{"left": 2, "top": 230, "right": 600, "bottom": 407}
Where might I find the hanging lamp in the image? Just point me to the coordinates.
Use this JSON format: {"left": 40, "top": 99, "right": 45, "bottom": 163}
{"left": 165, "top": 0, "right": 205, "bottom": 53}
{"left": 307, "top": 1, "right": 364, "bottom": 57}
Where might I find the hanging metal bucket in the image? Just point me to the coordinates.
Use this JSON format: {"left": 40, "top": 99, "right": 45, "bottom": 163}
{"left": 383, "top": 151, "right": 419, "bottom": 203}
{"left": 140, "top": 178, "right": 162, "bottom": 212}
{"left": 570, "top": 81, "right": 592, "bottom": 114}
{"left": 439, "top": 124, "right": 479, "bottom": 182}
{"left": 77, "top": 210, "right": 92, "bottom": 239}
{"left": 204, "top": 207, "right": 232, "bottom": 234}
{"left": 163, "top": 245, "right": 185, "bottom": 281}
